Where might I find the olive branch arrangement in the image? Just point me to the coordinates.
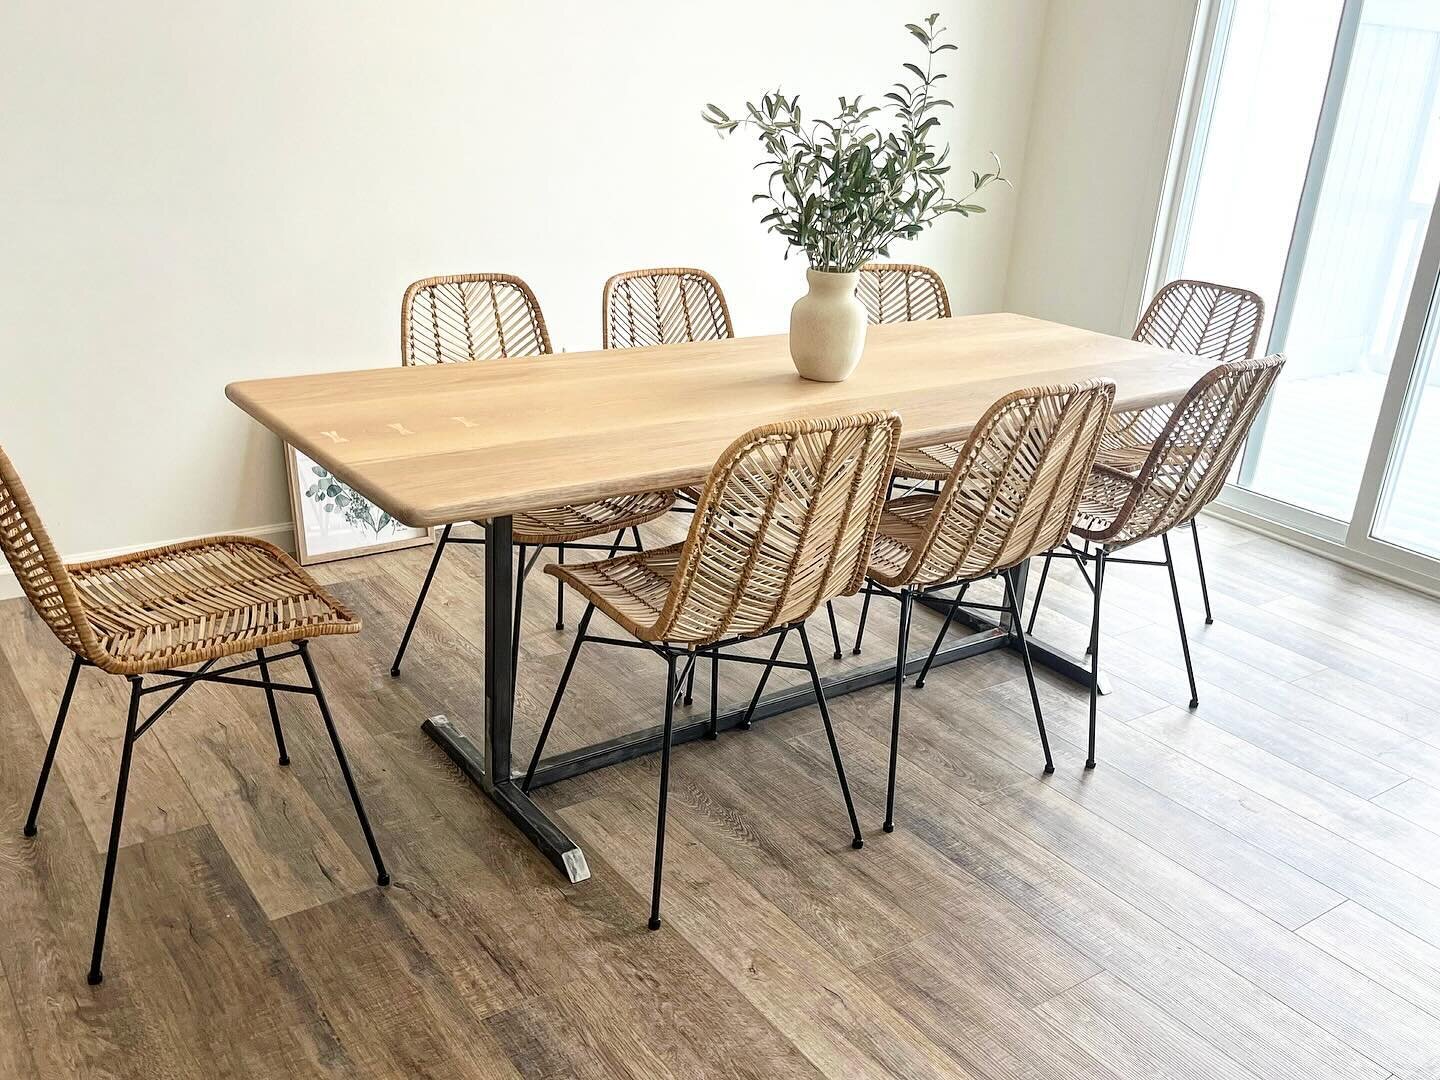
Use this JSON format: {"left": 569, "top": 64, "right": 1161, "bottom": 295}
{"left": 702, "top": 13, "right": 1007, "bottom": 272}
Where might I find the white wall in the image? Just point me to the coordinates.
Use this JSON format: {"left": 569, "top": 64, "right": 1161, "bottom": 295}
{"left": 0, "top": 0, "right": 1046, "bottom": 567}
{"left": 1003, "top": 0, "right": 1201, "bottom": 335}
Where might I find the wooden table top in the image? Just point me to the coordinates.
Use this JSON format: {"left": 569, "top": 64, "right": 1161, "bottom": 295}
{"left": 226, "top": 313, "right": 1213, "bottom": 527}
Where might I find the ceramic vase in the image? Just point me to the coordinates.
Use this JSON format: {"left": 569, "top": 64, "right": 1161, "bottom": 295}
{"left": 788, "top": 269, "right": 866, "bottom": 382}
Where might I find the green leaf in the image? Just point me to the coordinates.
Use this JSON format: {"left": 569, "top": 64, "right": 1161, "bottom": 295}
{"left": 698, "top": 13, "right": 1003, "bottom": 267}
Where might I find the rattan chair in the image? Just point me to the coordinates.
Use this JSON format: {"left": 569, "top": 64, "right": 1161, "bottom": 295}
{"left": 601, "top": 267, "right": 734, "bottom": 350}
{"left": 391, "top": 274, "right": 677, "bottom": 678}
{"left": 854, "top": 263, "right": 968, "bottom": 491}
{"left": 856, "top": 262, "right": 952, "bottom": 325}
{"left": 1102, "top": 279, "right": 1265, "bottom": 624}
{"left": 1030, "top": 355, "right": 1285, "bottom": 769}
{"left": 854, "top": 381, "right": 1116, "bottom": 829}
{"left": 521, "top": 411, "right": 902, "bottom": 930}
{"left": 0, "top": 444, "right": 387, "bottom": 985}
{"left": 599, "top": 267, "right": 734, "bottom": 507}
{"left": 600, "top": 266, "right": 845, "bottom": 664}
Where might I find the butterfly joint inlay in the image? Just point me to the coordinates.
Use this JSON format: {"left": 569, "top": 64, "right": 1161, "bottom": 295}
{"left": 387, "top": 422, "right": 415, "bottom": 436}
{"left": 319, "top": 430, "right": 347, "bottom": 444}
{"left": 450, "top": 416, "right": 478, "bottom": 428}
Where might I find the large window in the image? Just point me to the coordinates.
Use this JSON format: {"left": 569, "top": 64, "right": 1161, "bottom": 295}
{"left": 1160, "top": 0, "right": 1440, "bottom": 586}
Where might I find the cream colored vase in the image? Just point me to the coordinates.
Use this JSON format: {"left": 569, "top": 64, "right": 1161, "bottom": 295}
{"left": 788, "top": 269, "right": 866, "bottom": 382}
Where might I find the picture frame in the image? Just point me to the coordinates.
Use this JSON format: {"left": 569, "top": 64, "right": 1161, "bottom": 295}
{"left": 285, "top": 445, "right": 433, "bottom": 565}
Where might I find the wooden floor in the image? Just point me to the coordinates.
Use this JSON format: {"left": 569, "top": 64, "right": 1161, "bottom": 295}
{"left": 2, "top": 513, "right": 1440, "bottom": 1079}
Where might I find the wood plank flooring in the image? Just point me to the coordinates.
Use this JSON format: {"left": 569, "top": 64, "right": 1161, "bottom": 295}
{"left": 0, "top": 513, "right": 1437, "bottom": 1078}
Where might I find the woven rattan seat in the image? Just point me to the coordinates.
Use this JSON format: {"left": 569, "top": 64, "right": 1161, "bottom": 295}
{"left": 866, "top": 493, "right": 938, "bottom": 580}
{"left": 1, "top": 443, "right": 387, "bottom": 984}
{"left": 69, "top": 538, "right": 357, "bottom": 676}
{"left": 1, "top": 452, "right": 357, "bottom": 678}
{"left": 549, "top": 413, "right": 901, "bottom": 646}
{"left": 1069, "top": 466, "right": 1144, "bottom": 536}
{"left": 546, "top": 544, "right": 681, "bottom": 633}
{"left": 509, "top": 491, "right": 675, "bottom": 547}
{"left": 891, "top": 441, "right": 964, "bottom": 483}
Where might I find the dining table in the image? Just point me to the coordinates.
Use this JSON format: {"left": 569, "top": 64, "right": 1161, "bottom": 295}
{"left": 226, "top": 312, "right": 1214, "bottom": 883}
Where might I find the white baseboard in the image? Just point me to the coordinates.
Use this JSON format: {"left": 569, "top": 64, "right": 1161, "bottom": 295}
{"left": 0, "top": 522, "right": 295, "bottom": 602}
{"left": 1205, "top": 503, "right": 1440, "bottom": 601}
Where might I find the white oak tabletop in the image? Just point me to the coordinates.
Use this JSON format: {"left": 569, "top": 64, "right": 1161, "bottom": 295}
{"left": 227, "top": 313, "right": 1213, "bottom": 527}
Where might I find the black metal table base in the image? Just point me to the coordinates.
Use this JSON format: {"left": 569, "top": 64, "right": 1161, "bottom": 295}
{"left": 422, "top": 714, "right": 591, "bottom": 882}
{"left": 421, "top": 515, "right": 1103, "bottom": 883}
{"left": 915, "top": 587, "right": 1108, "bottom": 694}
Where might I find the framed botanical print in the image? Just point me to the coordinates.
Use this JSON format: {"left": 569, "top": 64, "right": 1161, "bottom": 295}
{"left": 285, "top": 446, "right": 433, "bottom": 565}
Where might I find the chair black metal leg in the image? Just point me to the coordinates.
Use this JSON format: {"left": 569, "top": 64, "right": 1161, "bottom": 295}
{"left": 555, "top": 543, "right": 566, "bottom": 630}
{"left": 852, "top": 588, "right": 873, "bottom": 654}
{"left": 255, "top": 647, "right": 289, "bottom": 766}
{"left": 825, "top": 601, "right": 843, "bottom": 660}
{"left": 88, "top": 676, "right": 142, "bottom": 985}
{"left": 512, "top": 545, "right": 528, "bottom": 689}
{"left": 797, "top": 624, "right": 864, "bottom": 850}
{"left": 649, "top": 652, "right": 679, "bottom": 931}
{"left": 915, "top": 583, "right": 968, "bottom": 689}
{"left": 706, "top": 647, "right": 720, "bottom": 740}
{"left": 391, "top": 524, "right": 452, "bottom": 677}
{"left": 24, "top": 654, "right": 82, "bottom": 838}
{"left": 683, "top": 650, "right": 696, "bottom": 706}
{"left": 738, "top": 628, "right": 789, "bottom": 729}
{"left": 1003, "top": 569, "right": 1055, "bottom": 774}
{"left": 1026, "top": 550, "right": 1056, "bottom": 635}
{"left": 1191, "top": 520, "right": 1214, "bottom": 625}
{"left": 522, "top": 604, "right": 595, "bottom": 790}
{"left": 1086, "top": 550, "right": 1107, "bottom": 770}
{"left": 631, "top": 526, "right": 644, "bottom": 551}
{"left": 1163, "top": 533, "right": 1200, "bottom": 709}
{"left": 884, "top": 588, "right": 914, "bottom": 833}
{"left": 298, "top": 641, "right": 389, "bottom": 887}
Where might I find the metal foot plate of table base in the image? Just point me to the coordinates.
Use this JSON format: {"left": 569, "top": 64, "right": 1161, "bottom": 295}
{"left": 422, "top": 517, "right": 1101, "bottom": 883}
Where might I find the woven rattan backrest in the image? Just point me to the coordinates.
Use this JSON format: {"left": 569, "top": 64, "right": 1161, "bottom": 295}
{"left": 602, "top": 268, "right": 734, "bottom": 350}
{"left": 0, "top": 446, "right": 103, "bottom": 664}
{"left": 1134, "top": 279, "right": 1264, "bottom": 362}
{"left": 651, "top": 413, "right": 901, "bottom": 645}
{"left": 902, "top": 381, "right": 1116, "bottom": 586}
{"left": 401, "top": 274, "right": 552, "bottom": 365}
{"left": 1115, "top": 355, "right": 1285, "bottom": 544}
{"left": 856, "top": 263, "right": 952, "bottom": 325}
